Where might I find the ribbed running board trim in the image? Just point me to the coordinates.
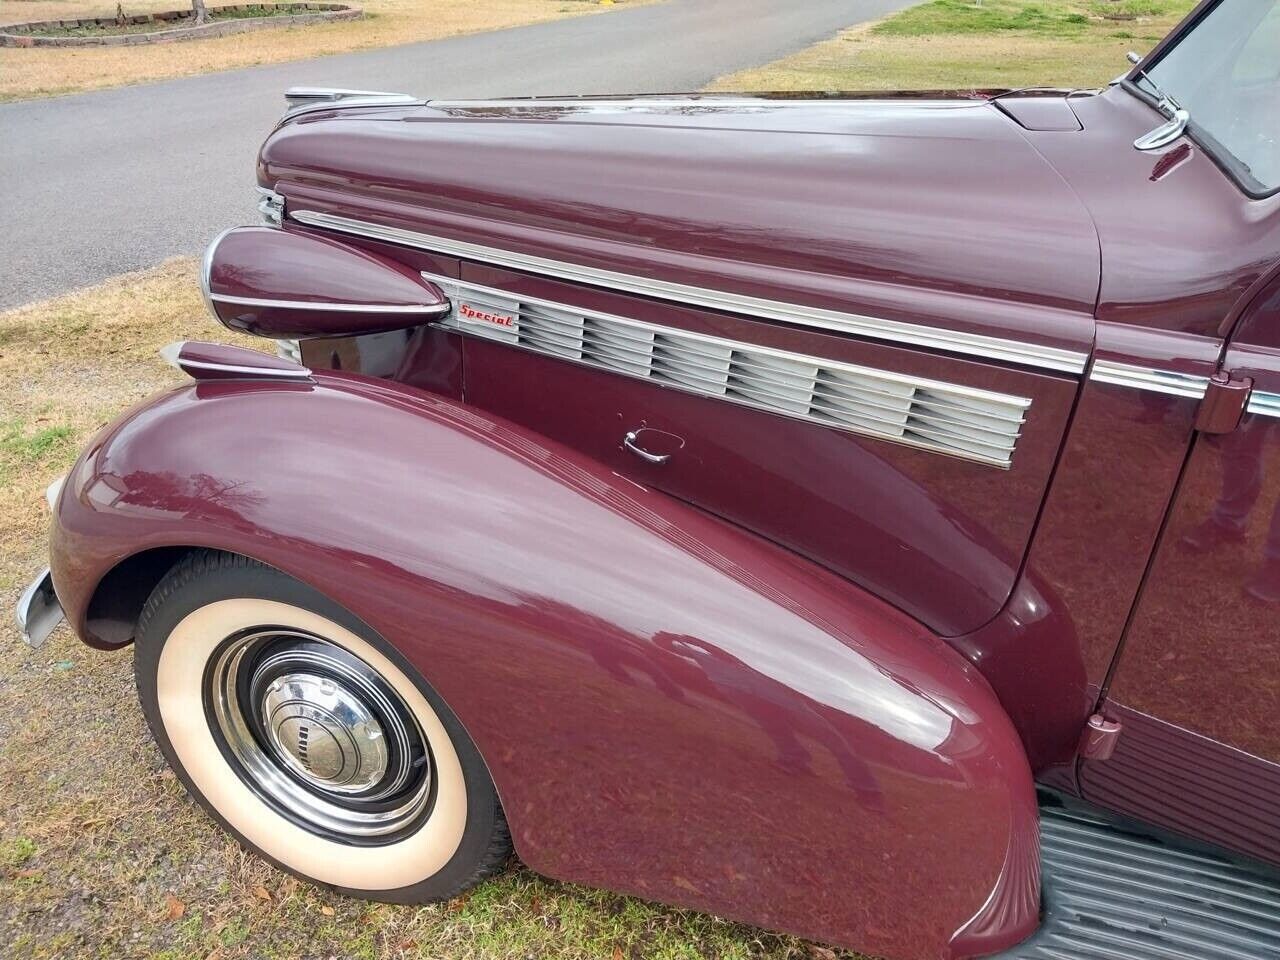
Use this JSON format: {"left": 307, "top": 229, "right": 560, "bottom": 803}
{"left": 993, "top": 806, "right": 1280, "bottom": 959}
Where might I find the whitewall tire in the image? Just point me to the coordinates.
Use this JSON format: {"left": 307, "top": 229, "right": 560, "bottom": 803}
{"left": 133, "top": 550, "right": 511, "bottom": 902}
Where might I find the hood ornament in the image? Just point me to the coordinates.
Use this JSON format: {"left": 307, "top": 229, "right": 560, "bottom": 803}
{"left": 283, "top": 87, "right": 421, "bottom": 120}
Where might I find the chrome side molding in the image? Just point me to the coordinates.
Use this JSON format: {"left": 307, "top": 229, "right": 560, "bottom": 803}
{"left": 1247, "top": 390, "right": 1280, "bottom": 419}
{"left": 1091, "top": 362, "right": 1280, "bottom": 422}
{"left": 289, "top": 209, "right": 1090, "bottom": 375}
{"left": 207, "top": 292, "right": 450, "bottom": 315}
{"left": 283, "top": 87, "right": 421, "bottom": 120}
{"left": 1089, "top": 359, "right": 1210, "bottom": 399}
{"left": 430, "top": 272, "right": 1032, "bottom": 469}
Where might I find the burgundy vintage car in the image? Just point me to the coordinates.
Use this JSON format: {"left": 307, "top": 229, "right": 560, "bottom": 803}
{"left": 16, "top": 0, "right": 1280, "bottom": 957}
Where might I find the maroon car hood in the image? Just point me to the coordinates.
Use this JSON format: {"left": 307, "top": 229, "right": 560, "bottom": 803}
{"left": 260, "top": 95, "right": 1099, "bottom": 358}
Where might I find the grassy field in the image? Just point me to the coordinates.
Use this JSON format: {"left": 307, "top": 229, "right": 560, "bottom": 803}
{"left": 0, "top": 262, "right": 859, "bottom": 960}
{"left": 709, "top": 0, "right": 1196, "bottom": 92}
{"left": 0, "top": 0, "right": 643, "bottom": 102}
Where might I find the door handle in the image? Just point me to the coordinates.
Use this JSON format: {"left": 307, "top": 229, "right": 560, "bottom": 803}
{"left": 623, "top": 430, "right": 672, "bottom": 465}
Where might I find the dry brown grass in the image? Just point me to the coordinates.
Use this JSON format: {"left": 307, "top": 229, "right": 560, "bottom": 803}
{"left": 0, "top": 260, "right": 206, "bottom": 593}
{"left": 0, "top": 263, "right": 851, "bottom": 958}
{"left": 0, "top": 0, "right": 642, "bottom": 102}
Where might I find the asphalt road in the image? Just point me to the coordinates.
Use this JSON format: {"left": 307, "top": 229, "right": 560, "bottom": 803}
{"left": 0, "top": 0, "right": 911, "bottom": 309}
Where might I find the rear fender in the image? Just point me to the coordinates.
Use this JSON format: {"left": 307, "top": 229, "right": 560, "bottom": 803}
{"left": 50, "top": 371, "right": 1038, "bottom": 960}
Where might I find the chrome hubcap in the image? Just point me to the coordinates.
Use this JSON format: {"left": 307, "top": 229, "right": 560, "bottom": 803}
{"left": 205, "top": 630, "right": 433, "bottom": 843}
{"left": 260, "top": 672, "right": 389, "bottom": 792}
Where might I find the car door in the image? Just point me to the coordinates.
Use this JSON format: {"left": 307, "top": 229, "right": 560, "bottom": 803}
{"left": 1081, "top": 263, "right": 1280, "bottom": 864}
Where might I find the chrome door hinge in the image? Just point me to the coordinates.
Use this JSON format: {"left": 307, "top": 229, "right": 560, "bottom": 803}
{"left": 1196, "top": 372, "right": 1253, "bottom": 434}
{"left": 1079, "top": 713, "right": 1123, "bottom": 761}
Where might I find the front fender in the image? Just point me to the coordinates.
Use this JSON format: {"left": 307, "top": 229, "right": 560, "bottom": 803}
{"left": 51, "top": 371, "right": 1037, "bottom": 960}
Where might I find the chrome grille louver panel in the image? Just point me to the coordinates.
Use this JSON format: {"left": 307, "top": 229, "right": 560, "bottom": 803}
{"left": 428, "top": 273, "right": 1031, "bottom": 468}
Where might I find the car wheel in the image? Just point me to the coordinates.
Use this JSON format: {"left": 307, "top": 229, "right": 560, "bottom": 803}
{"left": 133, "top": 550, "right": 511, "bottom": 902}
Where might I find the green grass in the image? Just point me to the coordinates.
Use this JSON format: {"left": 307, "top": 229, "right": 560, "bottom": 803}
{"left": 874, "top": 0, "right": 1189, "bottom": 36}
{"left": 1091, "top": 0, "right": 1187, "bottom": 16}
{"left": 873, "top": 0, "right": 1091, "bottom": 37}
{"left": 1, "top": 422, "right": 72, "bottom": 463}
{"left": 709, "top": 0, "right": 1197, "bottom": 92}
{"left": 1, "top": 835, "right": 37, "bottom": 869}
{"left": 0, "top": 420, "right": 74, "bottom": 485}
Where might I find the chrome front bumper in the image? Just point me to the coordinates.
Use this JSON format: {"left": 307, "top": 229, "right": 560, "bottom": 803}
{"left": 15, "top": 567, "right": 64, "bottom": 648}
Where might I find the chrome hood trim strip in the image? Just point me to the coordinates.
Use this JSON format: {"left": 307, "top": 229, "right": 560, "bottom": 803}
{"left": 289, "top": 209, "right": 1089, "bottom": 375}
{"left": 426, "top": 96, "right": 935, "bottom": 109}
{"left": 1089, "top": 360, "right": 1210, "bottom": 399}
{"left": 429, "top": 271, "right": 1031, "bottom": 469}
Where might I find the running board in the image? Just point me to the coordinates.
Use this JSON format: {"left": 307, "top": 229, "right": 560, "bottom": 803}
{"left": 995, "top": 804, "right": 1280, "bottom": 959}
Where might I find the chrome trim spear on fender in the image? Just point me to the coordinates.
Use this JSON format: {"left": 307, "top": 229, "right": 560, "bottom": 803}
{"left": 287, "top": 209, "right": 1090, "bottom": 375}
{"left": 1089, "top": 359, "right": 1210, "bottom": 399}
{"left": 208, "top": 293, "right": 450, "bottom": 316}
{"left": 1091, "top": 362, "right": 1280, "bottom": 421}
{"left": 1247, "top": 390, "right": 1280, "bottom": 419}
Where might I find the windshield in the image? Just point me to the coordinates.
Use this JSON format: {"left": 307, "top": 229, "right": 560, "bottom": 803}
{"left": 1139, "top": 0, "right": 1279, "bottom": 193}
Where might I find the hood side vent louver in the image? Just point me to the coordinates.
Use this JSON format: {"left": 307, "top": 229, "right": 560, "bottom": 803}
{"left": 430, "top": 273, "right": 1030, "bottom": 468}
